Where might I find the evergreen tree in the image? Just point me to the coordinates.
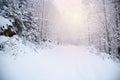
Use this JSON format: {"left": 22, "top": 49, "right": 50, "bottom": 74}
{"left": 0, "top": 0, "right": 39, "bottom": 43}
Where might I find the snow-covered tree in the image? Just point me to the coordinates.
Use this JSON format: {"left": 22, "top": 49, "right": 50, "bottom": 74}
{"left": 0, "top": 0, "right": 40, "bottom": 43}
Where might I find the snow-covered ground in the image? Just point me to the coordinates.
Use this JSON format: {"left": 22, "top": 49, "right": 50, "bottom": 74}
{"left": 0, "top": 36, "right": 120, "bottom": 80}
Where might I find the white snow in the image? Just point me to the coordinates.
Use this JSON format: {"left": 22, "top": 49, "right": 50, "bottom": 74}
{"left": 0, "top": 36, "right": 120, "bottom": 80}
{"left": 0, "top": 36, "right": 10, "bottom": 44}
{"left": 0, "top": 16, "right": 12, "bottom": 30}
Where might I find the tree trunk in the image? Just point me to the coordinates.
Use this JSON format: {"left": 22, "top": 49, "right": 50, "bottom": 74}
{"left": 41, "top": 0, "right": 44, "bottom": 40}
{"left": 102, "top": 0, "right": 111, "bottom": 54}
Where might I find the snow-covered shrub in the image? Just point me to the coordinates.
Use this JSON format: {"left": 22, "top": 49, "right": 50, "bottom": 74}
{"left": 0, "top": 35, "right": 39, "bottom": 55}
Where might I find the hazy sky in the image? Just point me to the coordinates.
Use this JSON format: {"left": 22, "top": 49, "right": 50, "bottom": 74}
{"left": 53, "top": 0, "right": 82, "bottom": 13}
{"left": 53, "top": 0, "right": 88, "bottom": 31}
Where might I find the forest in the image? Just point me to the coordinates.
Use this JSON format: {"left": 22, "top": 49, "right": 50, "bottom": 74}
{"left": 0, "top": 0, "right": 120, "bottom": 80}
{"left": 0, "top": 0, "right": 120, "bottom": 57}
